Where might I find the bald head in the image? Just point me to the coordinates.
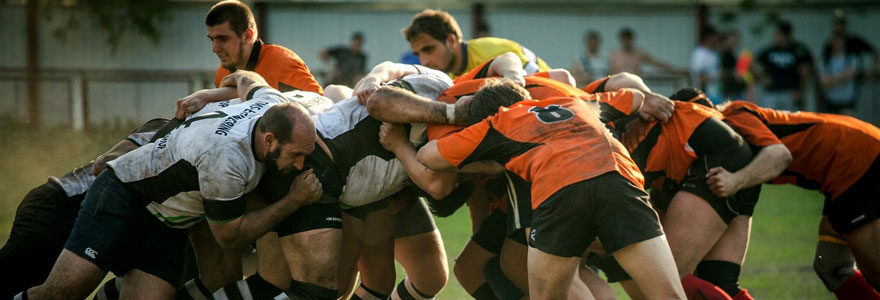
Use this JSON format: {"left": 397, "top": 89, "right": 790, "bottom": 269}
{"left": 259, "top": 102, "right": 315, "bottom": 144}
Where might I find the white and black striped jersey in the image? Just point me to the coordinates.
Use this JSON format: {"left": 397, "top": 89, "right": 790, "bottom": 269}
{"left": 106, "top": 87, "right": 316, "bottom": 228}
{"left": 49, "top": 118, "right": 170, "bottom": 197}
{"left": 260, "top": 65, "right": 453, "bottom": 208}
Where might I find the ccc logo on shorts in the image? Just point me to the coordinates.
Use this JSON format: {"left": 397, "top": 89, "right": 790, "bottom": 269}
{"left": 529, "top": 105, "right": 574, "bottom": 123}
{"left": 84, "top": 247, "right": 99, "bottom": 259}
{"left": 530, "top": 229, "right": 537, "bottom": 242}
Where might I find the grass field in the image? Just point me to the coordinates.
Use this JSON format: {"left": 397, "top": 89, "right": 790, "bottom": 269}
{"left": 0, "top": 122, "right": 835, "bottom": 299}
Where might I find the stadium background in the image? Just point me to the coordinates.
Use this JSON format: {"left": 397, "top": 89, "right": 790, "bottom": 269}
{"left": 0, "top": 0, "right": 878, "bottom": 298}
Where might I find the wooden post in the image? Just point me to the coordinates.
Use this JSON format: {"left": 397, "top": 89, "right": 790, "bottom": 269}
{"left": 26, "top": 0, "right": 40, "bottom": 127}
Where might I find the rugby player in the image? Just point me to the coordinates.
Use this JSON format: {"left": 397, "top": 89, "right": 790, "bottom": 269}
{"left": 208, "top": 0, "right": 322, "bottom": 94}
{"left": 365, "top": 56, "right": 675, "bottom": 299}
{"left": 178, "top": 63, "right": 455, "bottom": 300}
{"left": 582, "top": 79, "right": 766, "bottom": 300}
{"left": 680, "top": 89, "right": 880, "bottom": 299}
{"left": 411, "top": 79, "right": 685, "bottom": 299}
{"left": 17, "top": 70, "right": 322, "bottom": 300}
{"left": 173, "top": 2, "right": 330, "bottom": 298}
{"left": 0, "top": 119, "right": 168, "bottom": 298}
{"left": 402, "top": 9, "right": 550, "bottom": 80}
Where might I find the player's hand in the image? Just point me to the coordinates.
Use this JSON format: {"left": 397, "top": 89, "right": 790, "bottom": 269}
{"left": 706, "top": 167, "right": 742, "bottom": 198}
{"left": 288, "top": 169, "right": 322, "bottom": 207}
{"left": 500, "top": 69, "right": 526, "bottom": 87}
{"left": 356, "top": 76, "right": 382, "bottom": 105}
{"left": 639, "top": 92, "right": 674, "bottom": 122}
{"left": 378, "top": 122, "right": 408, "bottom": 153}
{"left": 176, "top": 90, "right": 210, "bottom": 120}
{"left": 92, "top": 157, "right": 108, "bottom": 176}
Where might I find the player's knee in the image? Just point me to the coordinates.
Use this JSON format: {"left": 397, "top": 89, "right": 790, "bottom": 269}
{"left": 813, "top": 240, "right": 857, "bottom": 291}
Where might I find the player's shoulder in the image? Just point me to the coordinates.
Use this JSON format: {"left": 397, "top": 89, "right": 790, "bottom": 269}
{"left": 261, "top": 43, "right": 305, "bottom": 62}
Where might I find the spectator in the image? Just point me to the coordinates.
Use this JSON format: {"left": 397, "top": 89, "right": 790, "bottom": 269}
{"left": 609, "top": 27, "right": 683, "bottom": 76}
{"left": 819, "top": 34, "right": 861, "bottom": 115}
{"left": 754, "top": 21, "right": 813, "bottom": 111}
{"left": 690, "top": 25, "right": 722, "bottom": 103}
{"left": 320, "top": 31, "right": 368, "bottom": 87}
{"left": 571, "top": 30, "right": 607, "bottom": 86}
{"left": 823, "top": 14, "right": 879, "bottom": 82}
{"left": 719, "top": 30, "right": 756, "bottom": 101}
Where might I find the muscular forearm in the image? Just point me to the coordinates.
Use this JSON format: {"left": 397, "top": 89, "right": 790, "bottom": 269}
{"left": 367, "top": 86, "right": 448, "bottom": 124}
{"left": 731, "top": 144, "right": 792, "bottom": 190}
{"left": 356, "top": 61, "right": 418, "bottom": 90}
{"left": 392, "top": 143, "right": 458, "bottom": 199}
{"left": 202, "top": 87, "right": 238, "bottom": 103}
{"left": 212, "top": 195, "right": 303, "bottom": 250}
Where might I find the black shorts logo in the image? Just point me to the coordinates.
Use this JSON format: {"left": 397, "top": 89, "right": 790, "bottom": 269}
{"left": 529, "top": 105, "right": 574, "bottom": 123}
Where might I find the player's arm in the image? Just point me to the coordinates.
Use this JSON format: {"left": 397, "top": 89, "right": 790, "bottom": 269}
{"left": 92, "top": 118, "right": 171, "bottom": 175}
{"left": 208, "top": 170, "right": 322, "bottom": 250}
{"left": 354, "top": 61, "right": 422, "bottom": 104}
{"left": 174, "top": 87, "right": 238, "bottom": 119}
{"left": 366, "top": 86, "right": 470, "bottom": 126}
{"left": 705, "top": 110, "right": 792, "bottom": 197}
{"left": 220, "top": 70, "right": 271, "bottom": 101}
{"left": 379, "top": 122, "right": 459, "bottom": 199}
{"left": 706, "top": 143, "right": 791, "bottom": 197}
{"left": 416, "top": 141, "right": 504, "bottom": 174}
{"left": 592, "top": 72, "right": 673, "bottom": 122}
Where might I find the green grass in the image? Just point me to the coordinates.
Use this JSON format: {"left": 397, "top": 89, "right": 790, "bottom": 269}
{"left": 0, "top": 124, "right": 837, "bottom": 299}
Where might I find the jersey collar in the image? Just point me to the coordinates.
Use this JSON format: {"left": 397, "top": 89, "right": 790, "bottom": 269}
{"left": 456, "top": 41, "right": 468, "bottom": 75}
{"left": 226, "top": 39, "right": 263, "bottom": 73}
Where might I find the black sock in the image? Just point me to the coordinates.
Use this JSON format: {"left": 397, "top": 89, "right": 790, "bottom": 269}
{"left": 245, "top": 273, "right": 286, "bottom": 299}
{"left": 95, "top": 277, "right": 122, "bottom": 300}
{"left": 394, "top": 277, "right": 434, "bottom": 300}
{"left": 471, "top": 283, "right": 500, "bottom": 300}
{"left": 352, "top": 282, "right": 389, "bottom": 300}
{"left": 694, "top": 260, "right": 743, "bottom": 297}
{"left": 176, "top": 277, "right": 212, "bottom": 300}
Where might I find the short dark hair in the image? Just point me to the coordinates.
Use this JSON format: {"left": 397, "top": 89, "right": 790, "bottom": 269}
{"left": 776, "top": 20, "right": 793, "bottom": 37}
{"left": 700, "top": 25, "right": 718, "bottom": 42}
{"left": 259, "top": 103, "right": 308, "bottom": 144}
{"left": 670, "top": 87, "right": 713, "bottom": 108}
{"left": 352, "top": 31, "right": 364, "bottom": 41}
{"left": 584, "top": 30, "right": 599, "bottom": 41}
{"left": 205, "top": 0, "right": 256, "bottom": 37}
{"left": 402, "top": 9, "right": 463, "bottom": 43}
{"left": 619, "top": 27, "right": 634, "bottom": 39}
{"left": 467, "top": 79, "right": 531, "bottom": 124}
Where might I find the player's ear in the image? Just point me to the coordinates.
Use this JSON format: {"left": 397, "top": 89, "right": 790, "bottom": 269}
{"left": 264, "top": 132, "right": 277, "bottom": 148}
{"left": 245, "top": 28, "right": 256, "bottom": 43}
{"left": 445, "top": 34, "right": 457, "bottom": 48}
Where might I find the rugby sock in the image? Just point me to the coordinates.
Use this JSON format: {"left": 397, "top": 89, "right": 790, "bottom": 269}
{"left": 352, "top": 282, "right": 390, "bottom": 300}
{"left": 176, "top": 277, "right": 212, "bottom": 300}
{"left": 391, "top": 277, "right": 435, "bottom": 300}
{"left": 471, "top": 283, "right": 500, "bottom": 300}
{"left": 213, "top": 273, "right": 289, "bottom": 300}
{"left": 483, "top": 257, "right": 524, "bottom": 300}
{"left": 694, "top": 260, "right": 744, "bottom": 297}
{"left": 95, "top": 277, "right": 122, "bottom": 300}
{"left": 13, "top": 291, "right": 27, "bottom": 300}
{"left": 286, "top": 280, "right": 337, "bottom": 300}
{"left": 834, "top": 270, "right": 880, "bottom": 300}
{"left": 681, "top": 274, "right": 732, "bottom": 300}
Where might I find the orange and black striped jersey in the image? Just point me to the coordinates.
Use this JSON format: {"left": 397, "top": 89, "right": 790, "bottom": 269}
{"left": 215, "top": 40, "right": 323, "bottom": 94}
{"left": 721, "top": 101, "right": 880, "bottom": 200}
{"left": 617, "top": 101, "right": 723, "bottom": 187}
{"left": 435, "top": 96, "right": 644, "bottom": 209}
{"left": 427, "top": 59, "right": 636, "bottom": 141}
